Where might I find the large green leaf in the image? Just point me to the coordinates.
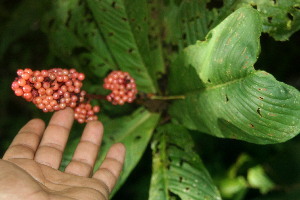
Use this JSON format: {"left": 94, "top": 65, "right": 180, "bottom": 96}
{"left": 164, "top": 0, "right": 211, "bottom": 49}
{"left": 149, "top": 123, "right": 221, "bottom": 200}
{"left": 43, "top": 0, "right": 116, "bottom": 77}
{"left": 168, "top": 7, "right": 300, "bottom": 144}
{"left": 211, "top": 0, "right": 300, "bottom": 41}
{"left": 95, "top": 108, "right": 160, "bottom": 195}
{"left": 44, "top": 0, "right": 159, "bottom": 93}
{"left": 61, "top": 108, "right": 160, "bottom": 196}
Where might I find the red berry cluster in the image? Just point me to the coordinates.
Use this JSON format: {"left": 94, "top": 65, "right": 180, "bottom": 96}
{"left": 74, "top": 103, "right": 100, "bottom": 123}
{"left": 11, "top": 68, "right": 99, "bottom": 123}
{"left": 103, "top": 71, "right": 137, "bottom": 105}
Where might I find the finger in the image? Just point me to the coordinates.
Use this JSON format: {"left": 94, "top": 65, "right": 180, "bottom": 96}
{"left": 93, "top": 143, "right": 126, "bottom": 192}
{"left": 3, "top": 119, "right": 45, "bottom": 160}
{"left": 35, "top": 107, "right": 74, "bottom": 169}
{"left": 65, "top": 121, "right": 103, "bottom": 177}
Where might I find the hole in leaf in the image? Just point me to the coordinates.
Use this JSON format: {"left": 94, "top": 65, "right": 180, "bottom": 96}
{"left": 135, "top": 135, "right": 141, "bottom": 141}
{"left": 179, "top": 159, "right": 184, "bottom": 166}
{"left": 121, "top": 17, "right": 127, "bottom": 21}
{"left": 272, "top": 0, "right": 277, "bottom": 4}
{"left": 287, "top": 13, "right": 294, "bottom": 21}
{"left": 251, "top": 4, "right": 257, "bottom": 9}
{"left": 179, "top": 176, "right": 183, "bottom": 182}
{"left": 250, "top": 124, "right": 255, "bottom": 128}
{"left": 166, "top": 163, "right": 171, "bottom": 170}
{"left": 207, "top": 79, "right": 211, "bottom": 83}
{"left": 257, "top": 108, "right": 262, "bottom": 117}
{"left": 188, "top": 16, "right": 196, "bottom": 22}
{"left": 225, "top": 94, "right": 229, "bottom": 102}
{"left": 259, "top": 96, "right": 264, "bottom": 100}
{"left": 185, "top": 187, "right": 190, "bottom": 192}
{"left": 268, "top": 16, "right": 273, "bottom": 23}
{"left": 128, "top": 48, "right": 134, "bottom": 53}
{"left": 109, "top": 135, "right": 115, "bottom": 141}
{"left": 111, "top": 1, "right": 116, "bottom": 8}
{"left": 206, "top": 0, "right": 224, "bottom": 10}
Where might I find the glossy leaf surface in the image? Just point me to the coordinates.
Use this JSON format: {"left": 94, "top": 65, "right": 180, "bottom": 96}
{"left": 169, "top": 7, "right": 300, "bottom": 144}
{"left": 149, "top": 124, "right": 221, "bottom": 200}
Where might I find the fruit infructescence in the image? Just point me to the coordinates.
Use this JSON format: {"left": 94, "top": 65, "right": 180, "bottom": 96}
{"left": 11, "top": 68, "right": 137, "bottom": 123}
{"left": 11, "top": 68, "right": 100, "bottom": 123}
{"left": 103, "top": 70, "right": 137, "bottom": 105}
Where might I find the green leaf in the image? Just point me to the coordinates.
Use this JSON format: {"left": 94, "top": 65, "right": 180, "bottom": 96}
{"left": 219, "top": 177, "right": 248, "bottom": 199}
{"left": 44, "top": 0, "right": 158, "bottom": 93}
{"left": 247, "top": 165, "right": 275, "bottom": 194}
{"left": 149, "top": 124, "right": 221, "bottom": 200}
{"left": 86, "top": 0, "right": 158, "bottom": 93}
{"left": 96, "top": 108, "right": 160, "bottom": 195}
{"left": 61, "top": 108, "right": 160, "bottom": 196}
{"left": 146, "top": 0, "right": 166, "bottom": 84}
{"left": 168, "top": 7, "right": 300, "bottom": 144}
{"left": 212, "top": 0, "right": 300, "bottom": 41}
{"left": 43, "top": 0, "right": 116, "bottom": 77}
{"left": 164, "top": 0, "right": 211, "bottom": 49}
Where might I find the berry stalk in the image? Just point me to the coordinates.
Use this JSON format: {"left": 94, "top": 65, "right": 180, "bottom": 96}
{"left": 147, "top": 94, "right": 186, "bottom": 100}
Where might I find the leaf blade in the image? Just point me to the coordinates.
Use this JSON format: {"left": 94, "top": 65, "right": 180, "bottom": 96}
{"left": 212, "top": 0, "right": 300, "bottom": 41}
{"left": 86, "top": 0, "right": 157, "bottom": 93}
{"left": 149, "top": 124, "right": 221, "bottom": 200}
{"left": 169, "top": 7, "right": 300, "bottom": 144}
{"left": 95, "top": 108, "right": 160, "bottom": 196}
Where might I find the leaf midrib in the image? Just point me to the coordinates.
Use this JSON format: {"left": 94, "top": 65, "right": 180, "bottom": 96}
{"left": 160, "top": 132, "right": 170, "bottom": 199}
{"left": 116, "top": 109, "right": 158, "bottom": 142}
{"left": 182, "top": 70, "right": 258, "bottom": 96}
{"left": 122, "top": 1, "right": 157, "bottom": 92}
{"left": 87, "top": 0, "right": 157, "bottom": 93}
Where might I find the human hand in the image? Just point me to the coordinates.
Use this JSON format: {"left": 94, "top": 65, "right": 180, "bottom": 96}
{"left": 0, "top": 108, "right": 125, "bottom": 200}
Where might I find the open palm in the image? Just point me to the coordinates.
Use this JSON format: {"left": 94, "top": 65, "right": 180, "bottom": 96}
{"left": 0, "top": 108, "right": 125, "bottom": 200}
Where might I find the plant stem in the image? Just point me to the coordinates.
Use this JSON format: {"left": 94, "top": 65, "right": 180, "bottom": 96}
{"left": 149, "top": 95, "right": 185, "bottom": 100}
{"left": 86, "top": 93, "right": 185, "bottom": 101}
{"left": 86, "top": 94, "right": 107, "bottom": 100}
